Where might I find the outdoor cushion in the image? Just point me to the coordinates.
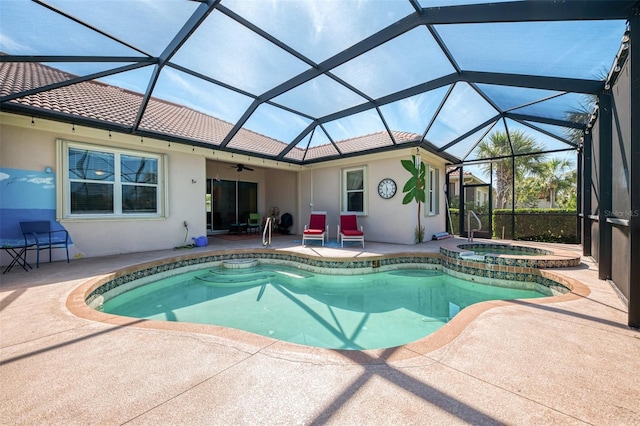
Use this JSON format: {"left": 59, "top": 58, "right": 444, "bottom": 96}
{"left": 304, "top": 228, "right": 324, "bottom": 235}
{"left": 307, "top": 214, "right": 325, "bottom": 230}
{"left": 302, "top": 212, "right": 328, "bottom": 246}
{"left": 340, "top": 215, "right": 358, "bottom": 231}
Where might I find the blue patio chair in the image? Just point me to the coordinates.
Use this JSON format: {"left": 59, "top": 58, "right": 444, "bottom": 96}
{"left": 20, "top": 221, "right": 70, "bottom": 268}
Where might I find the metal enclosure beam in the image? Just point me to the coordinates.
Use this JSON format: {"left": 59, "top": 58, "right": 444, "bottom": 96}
{"left": 629, "top": 12, "right": 640, "bottom": 329}
{"left": 576, "top": 151, "right": 582, "bottom": 244}
{"left": 220, "top": 12, "right": 422, "bottom": 147}
{"left": 459, "top": 166, "right": 465, "bottom": 237}
{"left": 0, "top": 62, "right": 154, "bottom": 103}
{"left": 459, "top": 71, "right": 604, "bottom": 94}
{"left": 581, "top": 133, "right": 593, "bottom": 256}
{"left": 597, "top": 93, "right": 613, "bottom": 280}
{"left": 445, "top": 171, "right": 452, "bottom": 234}
{"left": 419, "top": 1, "right": 637, "bottom": 24}
{"left": 511, "top": 156, "right": 515, "bottom": 238}
{"left": 132, "top": 0, "right": 220, "bottom": 131}
{"left": 504, "top": 112, "right": 585, "bottom": 130}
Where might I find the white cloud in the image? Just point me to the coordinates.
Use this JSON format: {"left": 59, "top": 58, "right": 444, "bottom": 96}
{"left": 157, "top": 68, "right": 250, "bottom": 122}
{"left": 398, "top": 97, "right": 422, "bottom": 124}
{"left": 306, "top": 0, "right": 369, "bottom": 57}
{"left": 0, "top": 33, "right": 33, "bottom": 53}
{"left": 20, "top": 176, "right": 55, "bottom": 186}
{"left": 0, "top": 172, "right": 54, "bottom": 190}
{"left": 163, "top": 69, "right": 200, "bottom": 100}
{"left": 326, "top": 109, "right": 383, "bottom": 141}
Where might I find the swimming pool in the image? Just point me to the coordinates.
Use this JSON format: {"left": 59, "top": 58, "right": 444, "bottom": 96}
{"left": 98, "top": 262, "right": 548, "bottom": 350}
{"left": 465, "top": 247, "right": 538, "bottom": 256}
{"left": 440, "top": 243, "right": 581, "bottom": 268}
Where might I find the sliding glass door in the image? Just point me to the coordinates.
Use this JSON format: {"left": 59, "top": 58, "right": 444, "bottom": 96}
{"left": 206, "top": 179, "right": 257, "bottom": 233}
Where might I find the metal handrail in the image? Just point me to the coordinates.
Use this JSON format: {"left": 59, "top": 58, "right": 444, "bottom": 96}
{"left": 467, "top": 210, "right": 482, "bottom": 242}
{"left": 443, "top": 183, "right": 456, "bottom": 237}
{"left": 262, "top": 217, "right": 272, "bottom": 247}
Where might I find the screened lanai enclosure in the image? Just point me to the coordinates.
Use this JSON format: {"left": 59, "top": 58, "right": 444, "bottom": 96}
{"left": 0, "top": 1, "right": 638, "bottom": 325}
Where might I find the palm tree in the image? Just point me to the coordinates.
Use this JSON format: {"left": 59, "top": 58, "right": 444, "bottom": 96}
{"left": 515, "top": 175, "right": 543, "bottom": 208}
{"left": 564, "top": 68, "right": 604, "bottom": 143}
{"left": 556, "top": 169, "right": 577, "bottom": 209}
{"left": 565, "top": 100, "right": 594, "bottom": 143}
{"left": 475, "top": 130, "right": 544, "bottom": 208}
{"left": 533, "top": 158, "right": 575, "bottom": 208}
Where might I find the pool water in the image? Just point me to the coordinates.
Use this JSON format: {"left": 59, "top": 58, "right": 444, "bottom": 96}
{"left": 100, "top": 264, "right": 546, "bottom": 350}
{"left": 470, "top": 248, "right": 538, "bottom": 256}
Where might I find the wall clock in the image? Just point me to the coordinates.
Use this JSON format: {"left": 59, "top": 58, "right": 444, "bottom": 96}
{"left": 378, "top": 178, "right": 397, "bottom": 199}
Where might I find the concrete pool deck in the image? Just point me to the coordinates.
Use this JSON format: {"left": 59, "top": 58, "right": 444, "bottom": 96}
{"left": 1, "top": 237, "right": 638, "bottom": 424}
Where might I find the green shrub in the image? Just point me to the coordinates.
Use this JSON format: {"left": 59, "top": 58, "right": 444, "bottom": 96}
{"left": 447, "top": 208, "right": 577, "bottom": 243}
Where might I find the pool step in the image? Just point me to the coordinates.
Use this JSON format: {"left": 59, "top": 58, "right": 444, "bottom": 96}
{"left": 223, "top": 259, "right": 259, "bottom": 269}
{"left": 459, "top": 251, "right": 486, "bottom": 261}
{"left": 208, "top": 265, "right": 315, "bottom": 279}
{"left": 195, "top": 271, "right": 277, "bottom": 287}
{"left": 208, "top": 267, "right": 262, "bottom": 276}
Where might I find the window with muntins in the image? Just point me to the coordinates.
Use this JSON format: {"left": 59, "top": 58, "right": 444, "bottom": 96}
{"left": 61, "top": 141, "right": 165, "bottom": 218}
{"left": 342, "top": 166, "right": 367, "bottom": 215}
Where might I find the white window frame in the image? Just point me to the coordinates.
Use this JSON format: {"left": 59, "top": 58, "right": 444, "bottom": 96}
{"left": 341, "top": 166, "right": 367, "bottom": 215}
{"left": 57, "top": 139, "right": 168, "bottom": 219}
{"left": 426, "top": 166, "right": 439, "bottom": 216}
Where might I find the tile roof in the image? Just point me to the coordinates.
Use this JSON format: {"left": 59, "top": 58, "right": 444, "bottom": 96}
{"left": 301, "top": 143, "right": 340, "bottom": 161}
{"left": 1, "top": 60, "right": 70, "bottom": 96}
{"left": 139, "top": 99, "right": 231, "bottom": 145}
{"left": 1, "top": 57, "right": 418, "bottom": 162}
{"left": 447, "top": 169, "right": 487, "bottom": 184}
{"left": 447, "top": 169, "right": 472, "bottom": 177}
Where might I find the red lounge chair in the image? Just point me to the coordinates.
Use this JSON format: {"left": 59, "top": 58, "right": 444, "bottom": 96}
{"left": 302, "top": 211, "right": 328, "bottom": 246}
{"left": 338, "top": 213, "right": 364, "bottom": 248}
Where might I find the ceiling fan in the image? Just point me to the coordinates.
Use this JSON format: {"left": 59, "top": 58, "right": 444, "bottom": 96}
{"left": 233, "top": 163, "right": 254, "bottom": 172}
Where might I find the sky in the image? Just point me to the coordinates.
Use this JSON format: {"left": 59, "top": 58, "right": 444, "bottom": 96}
{"left": 0, "top": 0, "right": 628, "bottom": 160}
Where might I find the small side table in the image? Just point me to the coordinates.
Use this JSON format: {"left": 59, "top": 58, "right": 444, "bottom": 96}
{"left": 228, "top": 223, "right": 247, "bottom": 235}
{"left": 1, "top": 239, "right": 34, "bottom": 274}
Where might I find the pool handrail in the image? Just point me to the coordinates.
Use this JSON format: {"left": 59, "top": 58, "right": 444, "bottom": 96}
{"left": 263, "top": 217, "right": 272, "bottom": 247}
{"left": 467, "top": 210, "right": 482, "bottom": 242}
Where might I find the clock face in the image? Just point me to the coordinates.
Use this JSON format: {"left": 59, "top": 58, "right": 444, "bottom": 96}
{"left": 378, "top": 178, "right": 397, "bottom": 199}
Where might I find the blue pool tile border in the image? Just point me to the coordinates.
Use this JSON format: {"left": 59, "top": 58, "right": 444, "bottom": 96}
{"left": 85, "top": 250, "right": 572, "bottom": 306}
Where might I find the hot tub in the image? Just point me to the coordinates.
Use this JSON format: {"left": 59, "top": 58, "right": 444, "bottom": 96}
{"left": 440, "top": 242, "right": 581, "bottom": 268}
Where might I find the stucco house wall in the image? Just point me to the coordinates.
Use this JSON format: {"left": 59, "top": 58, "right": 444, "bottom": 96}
{"left": 263, "top": 168, "right": 298, "bottom": 230}
{"left": 1, "top": 113, "right": 449, "bottom": 267}
{"left": 1, "top": 114, "right": 207, "bottom": 262}
{"left": 298, "top": 150, "right": 447, "bottom": 245}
